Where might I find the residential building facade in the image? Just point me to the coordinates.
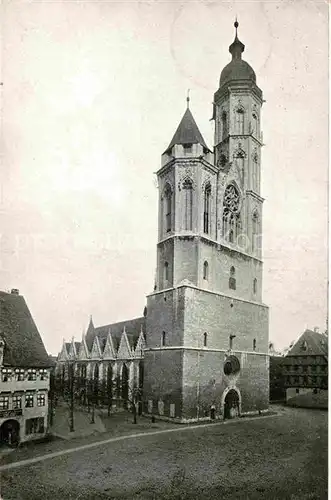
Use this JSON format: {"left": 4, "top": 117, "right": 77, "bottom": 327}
{"left": 0, "top": 289, "right": 53, "bottom": 446}
{"left": 282, "top": 328, "right": 328, "bottom": 408}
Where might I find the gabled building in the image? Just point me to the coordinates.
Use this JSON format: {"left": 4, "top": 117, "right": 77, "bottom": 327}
{"left": 56, "top": 316, "right": 145, "bottom": 408}
{"left": 282, "top": 328, "right": 328, "bottom": 408}
{"left": 0, "top": 289, "right": 53, "bottom": 446}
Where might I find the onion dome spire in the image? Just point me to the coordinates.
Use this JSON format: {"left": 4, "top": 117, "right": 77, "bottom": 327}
{"left": 229, "top": 18, "right": 245, "bottom": 60}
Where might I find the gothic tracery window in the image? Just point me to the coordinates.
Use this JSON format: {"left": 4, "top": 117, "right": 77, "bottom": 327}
{"left": 203, "top": 183, "right": 211, "bottom": 234}
{"left": 183, "top": 178, "right": 193, "bottom": 231}
{"left": 222, "top": 184, "right": 241, "bottom": 243}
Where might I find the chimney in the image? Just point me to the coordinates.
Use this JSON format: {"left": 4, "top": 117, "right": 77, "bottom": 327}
{"left": 11, "top": 289, "right": 19, "bottom": 295}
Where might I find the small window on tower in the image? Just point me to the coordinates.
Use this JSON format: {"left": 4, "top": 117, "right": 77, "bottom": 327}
{"left": 184, "top": 144, "right": 192, "bottom": 154}
{"left": 203, "top": 261, "right": 209, "bottom": 280}
{"left": 161, "top": 331, "right": 166, "bottom": 347}
{"left": 229, "top": 266, "right": 236, "bottom": 290}
{"left": 253, "top": 278, "right": 257, "bottom": 295}
{"left": 164, "top": 262, "right": 169, "bottom": 282}
{"left": 203, "top": 332, "right": 208, "bottom": 347}
{"left": 253, "top": 338, "right": 256, "bottom": 351}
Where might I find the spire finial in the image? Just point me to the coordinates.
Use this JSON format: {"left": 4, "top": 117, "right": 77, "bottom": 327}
{"left": 234, "top": 17, "right": 239, "bottom": 36}
{"left": 229, "top": 17, "right": 244, "bottom": 60}
{"left": 186, "top": 89, "right": 190, "bottom": 109}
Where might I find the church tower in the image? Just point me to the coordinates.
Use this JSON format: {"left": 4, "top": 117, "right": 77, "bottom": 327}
{"left": 143, "top": 22, "right": 269, "bottom": 422}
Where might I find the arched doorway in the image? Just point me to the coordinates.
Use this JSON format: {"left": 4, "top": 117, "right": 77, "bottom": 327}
{"left": 0, "top": 419, "right": 20, "bottom": 447}
{"left": 222, "top": 388, "right": 241, "bottom": 420}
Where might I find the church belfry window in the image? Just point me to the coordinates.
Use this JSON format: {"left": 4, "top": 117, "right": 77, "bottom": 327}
{"left": 164, "top": 184, "right": 172, "bottom": 233}
{"left": 183, "top": 143, "right": 192, "bottom": 154}
{"left": 183, "top": 178, "right": 193, "bottom": 231}
{"left": 222, "top": 184, "right": 241, "bottom": 244}
{"left": 203, "top": 183, "right": 211, "bottom": 234}
{"left": 229, "top": 266, "right": 236, "bottom": 290}
{"left": 203, "top": 261, "right": 209, "bottom": 280}
{"left": 236, "top": 107, "right": 245, "bottom": 134}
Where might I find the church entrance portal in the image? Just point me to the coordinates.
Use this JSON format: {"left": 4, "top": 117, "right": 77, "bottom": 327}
{"left": 223, "top": 389, "right": 240, "bottom": 420}
{"left": 0, "top": 419, "right": 20, "bottom": 447}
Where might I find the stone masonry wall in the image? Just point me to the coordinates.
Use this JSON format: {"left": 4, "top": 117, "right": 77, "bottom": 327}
{"left": 182, "top": 285, "right": 269, "bottom": 353}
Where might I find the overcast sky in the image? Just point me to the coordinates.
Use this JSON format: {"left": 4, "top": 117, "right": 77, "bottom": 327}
{"left": 1, "top": 0, "right": 328, "bottom": 355}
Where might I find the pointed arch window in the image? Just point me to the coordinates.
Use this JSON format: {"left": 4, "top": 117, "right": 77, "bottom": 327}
{"left": 203, "top": 261, "right": 209, "bottom": 280}
{"left": 164, "top": 261, "right": 169, "bottom": 282}
{"left": 252, "top": 112, "right": 258, "bottom": 137}
{"left": 236, "top": 108, "right": 245, "bottom": 134}
{"left": 221, "top": 111, "right": 227, "bottom": 139}
{"left": 252, "top": 150, "right": 258, "bottom": 191}
{"left": 161, "top": 331, "right": 166, "bottom": 347}
{"left": 253, "top": 338, "right": 257, "bottom": 351}
{"left": 252, "top": 211, "right": 260, "bottom": 253}
{"left": 203, "top": 332, "right": 208, "bottom": 347}
{"left": 253, "top": 278, "right": 257, "bottom": 295}
{"left": 164, "top": 184, "right": 172, "bottom": 233}
{"left": 222, "top": 184, "right": 241, "bottom": 244}
{"left": 203, "top": 183, "right": 211, "bottom": 234}
{"left": 229, "top": 266, "right": 236, "bottom": 290}
{"left": 183, "top": 178, "right": 193, "bottom": 231}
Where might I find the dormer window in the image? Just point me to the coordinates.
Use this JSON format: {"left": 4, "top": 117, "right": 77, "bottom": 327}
{"left": 184, "top": 144, "right": 192, "bottom": 154}
{"left": 301, "top": 340, "right": 308, "bottom": 351}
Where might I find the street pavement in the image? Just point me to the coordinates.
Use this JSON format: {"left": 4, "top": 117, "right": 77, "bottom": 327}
{"left": 0, "top": 406, "right": 327, "bottom": 500}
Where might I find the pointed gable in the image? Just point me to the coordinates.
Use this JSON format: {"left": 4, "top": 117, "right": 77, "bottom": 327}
{"left": 166, "top": 108, "right": 209, "bottom": 152}
{"left": 103, "top": 331, "right": 116, "bottom": 360}
{"left": 0, "top": 291, "right": 53, "bottom": 368}
{"left": 91, "top": 336, "right": 102, "bottom": 360}
{"left": 287, "top": 329, "right": 328, "bottom": 358}
{"left": 134, "top": 329, "right": 146, "bottom": 358}
{"left": 117, "top": 328, "right": 132, "bottom": 360}
{"left": 85, "top": 316, "right": 95, "bottom": 351}
{"left": 58, "top": 340, "right": 69, "bottom": 362}
{"left": 78, "top": 336, "right": 89, "bottom": 361}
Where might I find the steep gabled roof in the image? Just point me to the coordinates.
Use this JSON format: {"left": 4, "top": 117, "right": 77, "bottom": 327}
{"left": 0, "top": 291, "right": 52, "bottom": 368}
{"left": 286, "top": 329, "right": 328, "bottom": 358}
{"left": 94, "top": 317, "right": 146, "bottom": 351}
{"left": 166, "top": 108, "right": 209, "bottom": 152}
